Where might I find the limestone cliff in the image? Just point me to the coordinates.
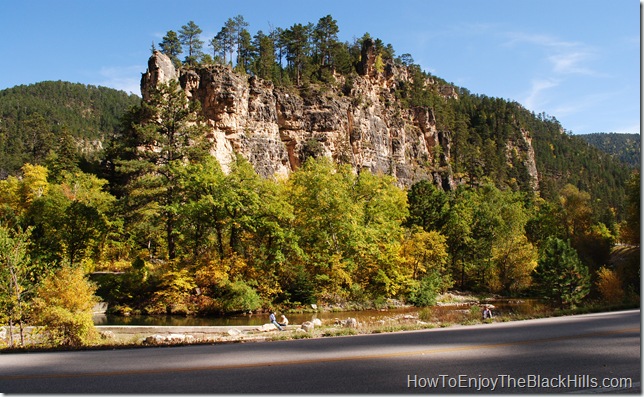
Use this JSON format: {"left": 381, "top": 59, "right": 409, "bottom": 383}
{"left": 141, "top": 45, "right": 539, "bottom": 191}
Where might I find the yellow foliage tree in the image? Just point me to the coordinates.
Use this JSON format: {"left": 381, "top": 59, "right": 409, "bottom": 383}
{"left": 488, "top": 235, "right": 538, "bottom": 294}
{"left": 400, "top": 226, "right": 449, "bottom": 283}
{"left": 31, "top": 265, "right": 98, "bottom": 347}
{"left": 19, "top": 164, "right": 49, "bottom": 208}
{"left": 596, "top": 266, "right": 624, "bottom": 304}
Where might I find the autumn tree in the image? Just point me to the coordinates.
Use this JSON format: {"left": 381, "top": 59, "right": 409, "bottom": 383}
{"left": 558, "top": 184, "right": 593, "bottom": 241}
{"left": 30, "top": 264, "right": 99, "bottom": 347}
{"left": 400, "top": 226, "right": 449, "bottom": 285}
{"left": 596, "top": 266, "right": 624, "bottom": 304}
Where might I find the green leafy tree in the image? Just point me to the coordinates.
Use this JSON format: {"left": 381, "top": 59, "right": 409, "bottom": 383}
{"left": 176, "top": 157, "right": 227, "bottom": 260}
{"left": 407, "top": 271, "right": 444, "bottom": 307}
{"left": 442, "top": 188, "right": 475, "bottom": 289}
{"left": 533, "top": 237, "right": 590, "bottom": 308}
{"left": 0, "top": 226, "right": 32, "bottom": 347}
{"left": 288, "top": 158, "right": 360, "bottom": 300}
{"left": 351, "top": 171, "right": 408, "bottom": 299}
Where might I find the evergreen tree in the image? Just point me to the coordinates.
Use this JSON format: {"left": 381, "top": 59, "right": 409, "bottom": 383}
{"left": 253, "top": 31, "right": 277, "bottom": 80}
{"left": 179, "top": 21, "right": 204, "bottom": 66}
{"left": 237, "top": 29, "right": 255, "bottom": 73}
{"left": 159, "top": 30, "right": 183, "bottom": 67}
{"left": 533, "top": 236, "right": 591, "bottom": 308}
{"left": 114, "top": 80, "right": 211, "bottom": 260}
{"left": 233, "top": 15, "right": 250, "bottom": 67}
{"left": 313, "top": 15, "right": 339, "bottom": 69}
{"left": 282, "top": 23, "right": 313, "bottom": 85}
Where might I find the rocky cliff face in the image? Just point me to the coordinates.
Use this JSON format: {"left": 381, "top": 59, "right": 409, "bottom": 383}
{"left": 141, "top": 46, "right": 538, "bottom": 191}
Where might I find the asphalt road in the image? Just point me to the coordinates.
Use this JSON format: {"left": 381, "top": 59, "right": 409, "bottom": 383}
{"left": 0, "top": 309, "right": 639, "bottom": 393}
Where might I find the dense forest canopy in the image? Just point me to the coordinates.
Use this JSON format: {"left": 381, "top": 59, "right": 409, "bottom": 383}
{"left": 578, "top": 133, "right": 641, "bottom": 169}
{"left": 0, "top": 14, "right": 639, "bottom": 334}
{"left": 0, "top": 81, "right": 140, "bottom": 178}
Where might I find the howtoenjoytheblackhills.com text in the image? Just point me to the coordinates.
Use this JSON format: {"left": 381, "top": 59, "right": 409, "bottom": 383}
{"left": 406, "top": 374, "right": 634, "bottom": 391}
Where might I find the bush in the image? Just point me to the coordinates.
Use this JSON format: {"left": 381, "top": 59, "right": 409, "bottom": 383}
{"left": 30, "top": 265, "right": 98, "bottom": 347}
{"left": 596, "top": 266, "right": 625, "bottom": 303}
{"left": 220, "top": 281, "right": 262, "bottom": 313}
{"left": 407, "top": 271, "right": 443, "bottom": 307}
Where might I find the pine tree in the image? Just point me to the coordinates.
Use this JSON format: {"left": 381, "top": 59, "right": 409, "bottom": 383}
{"left": 114, "top": 80, "right": 211, "bottom": 260}
{"left": 533, "top": 236, "right": 590, "bottom": 308}
{"left": 159, "top": 30, "right": 183, "bottom": 67}
{"left": 179, "top": 21, "right": 204, "bottom": 66}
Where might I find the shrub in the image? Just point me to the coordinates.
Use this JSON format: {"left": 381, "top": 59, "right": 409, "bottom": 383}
{"left": 596, "top": 266, "right": 625, "bottom": 304}
{"left": 30, "top": 265, "right": 98, "bottom": 347}
{"left": 407, "top": 271, "right": 443, "bottom": 307}
{"left": 220, "top": 280, "right": 262, "bottom": 313}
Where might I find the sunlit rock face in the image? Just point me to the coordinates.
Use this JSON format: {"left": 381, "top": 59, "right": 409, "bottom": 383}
{"left": 141, "top": 46, "right": 538, "bottom": 192}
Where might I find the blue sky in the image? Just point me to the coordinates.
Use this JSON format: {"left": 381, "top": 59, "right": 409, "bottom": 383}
{"left": 2, "top": 0, "right": 640, "bottom": 135}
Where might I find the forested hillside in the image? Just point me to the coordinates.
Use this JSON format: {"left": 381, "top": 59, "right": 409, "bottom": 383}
{"left": 0, "top": 15, "right": 639, "bottom": 340}
{"left": 578, "top": 133, "right": 640, "bottom": 169}
{"left": 0, "top": 81, "right": 140, "bottom": 178}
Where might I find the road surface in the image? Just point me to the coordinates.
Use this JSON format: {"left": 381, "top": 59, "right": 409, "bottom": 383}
{"left": 0, "top": 309, "right": 639, "bottom": 393}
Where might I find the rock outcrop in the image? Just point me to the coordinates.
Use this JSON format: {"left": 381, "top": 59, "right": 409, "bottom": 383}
{"left": 141, "top": 45, "right": 538, "bottom": 191}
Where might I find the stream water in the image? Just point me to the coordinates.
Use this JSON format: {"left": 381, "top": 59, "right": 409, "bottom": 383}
{"left": 93, "top": 298, "right": 545, "bottom": 326}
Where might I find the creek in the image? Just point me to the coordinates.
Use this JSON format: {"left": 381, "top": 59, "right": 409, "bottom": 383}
{"left": 93, "top": 298, "right": 545, "bottom": 327}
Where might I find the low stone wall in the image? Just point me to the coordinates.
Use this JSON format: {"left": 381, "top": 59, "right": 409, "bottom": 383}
{"left": 1, "top": 319, "right": 336, "bottom": 347}
{"left": 0, "top": 324, "right": 291, "bottom": 347}
{"left": 96, "top": 325, "right": 291, "bottom": 344}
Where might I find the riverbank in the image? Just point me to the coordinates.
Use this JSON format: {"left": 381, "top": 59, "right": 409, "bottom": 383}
{"left": 1, "top": 298, "right": 638, "bottom": 353}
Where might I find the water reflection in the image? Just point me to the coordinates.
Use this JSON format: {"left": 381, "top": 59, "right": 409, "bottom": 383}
{"left": 95, "top": 299, "right": 544, "bottom": 326}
